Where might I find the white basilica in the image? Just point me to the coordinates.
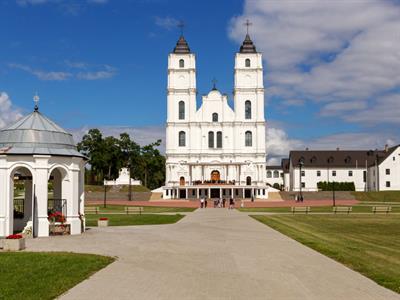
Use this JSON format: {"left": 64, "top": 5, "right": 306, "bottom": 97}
{"left": 163, "top": 32, "right": 268, "bottom": 200}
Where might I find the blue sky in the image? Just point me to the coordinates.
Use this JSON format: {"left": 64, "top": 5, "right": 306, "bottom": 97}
{"left": 1, "top": 0, "right": 400, "bottom": 162}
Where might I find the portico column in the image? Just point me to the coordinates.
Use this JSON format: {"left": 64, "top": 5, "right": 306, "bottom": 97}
{"left": 196, "top": 188, "right": 199, "bottom": 199}
{"left": 231, "top": 188, "right": 234, "bottom": 198}
{"left": 189, "top": 165, "right": 192, "bottom": 185}
{"left": 208, "top": 187, "right": 210, "bottom": 198}
{"left": 242, "top": 188, "right": 245, "bottom": 199}
{"left": 185, "top": 188, "right": 188, "bottom": 199}
{"left": 69, "top": 159, "right": 82, "bottom": 235}
{"left": 201, "top": 165, "right": 204, "bottom": 183}
{"left": 238, "top": 165, "right": 241, "bottom": 185}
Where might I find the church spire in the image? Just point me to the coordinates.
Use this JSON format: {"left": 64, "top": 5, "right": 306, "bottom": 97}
{"left": 173, "top": 21, "right": 191, "bottom": 54}
{"left": 239, "top": 19, "right": 257, "bottom": 53}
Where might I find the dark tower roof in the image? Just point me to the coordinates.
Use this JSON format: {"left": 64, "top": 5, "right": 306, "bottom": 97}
{"left": 173, "top": 35, "right": 191, "bottom": 54}
{"left": 240, "top": 34, "right": 257, "bottom": 53}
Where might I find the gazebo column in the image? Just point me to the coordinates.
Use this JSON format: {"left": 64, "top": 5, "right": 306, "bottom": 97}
{"left": 34, "top": 155, "right": 50, "bottom": 237}
{"left": 0, "top": 157, "right": 8, "bottom": 237}
{"left": 69, "top": 159, "right": 82, "bottom": 235}
{"left": 79, "top": 165, "right": 85, "bottom": 232}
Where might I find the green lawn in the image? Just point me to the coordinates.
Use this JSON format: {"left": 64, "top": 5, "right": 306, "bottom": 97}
{"left": 0, "top": 252, "right": 114, "bottom": 300}
{"left": 85, "top": 184, "right": 150, "bottom": 193}
{"left": 85, "top": 204, "right": 195, "bottom": 213}
{"left": 85, "top": 213, "right": 184, "bottom": 226}
{"left": 352, "top": 191, "right": 400, "bottom": 203}
{"left": 239, "top": 205, "right": 400, "bottom": 213}
{"left": 252, "top": 214, "right": 400, "bottom": 294}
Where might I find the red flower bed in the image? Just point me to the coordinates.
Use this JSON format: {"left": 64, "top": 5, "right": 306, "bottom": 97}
{"left": 48, "top": 211, "right": 66, "bottom": 223}
{"left": 99, "top": 217, "right": 108, "bottom": 221}
{"left": 6, "top": 234, "right": 23, "bottom": 239}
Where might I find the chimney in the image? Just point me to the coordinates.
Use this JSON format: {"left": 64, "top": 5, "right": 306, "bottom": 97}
{"left": 336, "top": 147, "right": 340, "bottom": 151}
{"left": 385, "top": 144, "right": 388, "bottom": 152}
{"left": 305, "top": 147, "right": 309, "bottom": 151}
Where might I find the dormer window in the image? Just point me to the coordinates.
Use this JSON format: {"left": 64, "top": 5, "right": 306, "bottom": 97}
{"left": 179, "top": 59, "right": 184, "bottom": 68}
{"left": 212, "top": 113, "right": 218, "bottom": 122}
{"left": 245, "top": 58, "right": 251, "bottom": 67}
{"left": 345, "top": 156, "right": 352, "bottom": 164}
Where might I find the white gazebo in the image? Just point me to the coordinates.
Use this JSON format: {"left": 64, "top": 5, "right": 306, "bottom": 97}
{"left": 0, "top": 97, "right": 86, "bottom": 237}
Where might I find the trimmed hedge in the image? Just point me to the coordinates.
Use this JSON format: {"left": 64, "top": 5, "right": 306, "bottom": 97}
{"left": 317, "top": 181, "right": 355, "bottom": 191}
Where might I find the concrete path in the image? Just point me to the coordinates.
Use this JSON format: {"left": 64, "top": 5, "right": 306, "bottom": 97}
{"left": 27, "top": 209, "right": 399, "bottom": 300}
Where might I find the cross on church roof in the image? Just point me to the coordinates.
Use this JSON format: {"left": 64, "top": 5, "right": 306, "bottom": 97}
{"left": 244, "top": 19, "right": 252, "bottom": 35}
{"left": 177, "top": 20, "right": 185, "bottom": 36}
{"left": 212, "top": 78, "right": 217, "bottom": 90}
{"left": 33, "top": 93, "right": 39, "bottom": 112}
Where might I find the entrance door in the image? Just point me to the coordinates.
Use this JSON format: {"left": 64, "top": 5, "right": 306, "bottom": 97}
{"left": 210, "top": 188, "right": 220, "bottom": 198}
{"left": 179, "top": 189, "right": 186, "bottom": 199}
{"left": 245, "top": 189, "right": 252, "bottom": 198}
{"left": 211, "top": 170, "right": 220, "bottom": 182}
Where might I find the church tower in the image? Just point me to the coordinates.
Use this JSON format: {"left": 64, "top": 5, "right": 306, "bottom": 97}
{"left": 233, "top": 32, "right": 266, "bottom": 154}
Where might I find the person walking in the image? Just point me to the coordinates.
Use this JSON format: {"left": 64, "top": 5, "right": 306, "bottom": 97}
{"left": 229, "top": 197, "right": 234, "bottom": 209}
{"left": 205, "top": 197, "right": 208, "bottom": 208}
{"left": 223, "top": 198, "right": 226, "bottom": 208}
{"left": 200, "top": 197, "right": 204, "bottom": 209}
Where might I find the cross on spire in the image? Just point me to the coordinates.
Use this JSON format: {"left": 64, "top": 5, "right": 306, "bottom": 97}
{"left": 177, "top": 20, "right": 185, "bottom": 36}
{"left": 212, "top": 78, "right": 217, "bottom": 90}
{"left": 244, "top": 19, "right": 252, "bottom": 35}
{"left": 33, "top": 92, "right": 39, "bottom": 111}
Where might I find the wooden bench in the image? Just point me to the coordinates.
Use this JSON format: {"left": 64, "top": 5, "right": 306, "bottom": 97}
{"left": 291, "top": 207, "right": 310, "bottom": 214}
{"left": 372, "top": 206, "right": 392, "bottom": 214}
{"left": 85, "top": 206, "right": 100, "bottom": 214}
{"left": 333, "top": 206, "right": 352, "bottom": 214}
{"left": 124, "top": 206, "right": 143, "bottom": 215}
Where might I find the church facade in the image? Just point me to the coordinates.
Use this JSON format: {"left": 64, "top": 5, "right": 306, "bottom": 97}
{"left": 163, "top": 33, "right": 268, "bottom": 199}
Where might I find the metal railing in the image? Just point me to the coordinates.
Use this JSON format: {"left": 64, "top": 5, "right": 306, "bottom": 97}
{"left": 48, "top": 199, "right": 67, "bottom": 217}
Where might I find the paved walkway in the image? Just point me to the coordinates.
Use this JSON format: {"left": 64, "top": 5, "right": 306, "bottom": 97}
{"left": 27, "top": 209, "right": 399, "bottom": 300}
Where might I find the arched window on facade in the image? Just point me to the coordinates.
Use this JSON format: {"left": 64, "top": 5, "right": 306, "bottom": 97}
{"left": 216, "top": 131, "right": 222, "bottom": 148}
{"left": 245, "top": 100, "right": 251, "bottom": 119}
{"left": 179, "top": 59, "right": 184, "bottom": 68}
{"left": 267, "top": 170, "right": 272, "bottom": 178}
{"left": 212, "top": 113, "right": 218, "bottom": 122}
{"left": 245, "top": 58, "right": 251, "bottom": 67}
{"left": 208, "top": 131, "right": 214, "bottom": 148}
{"left": 178, "top": 131, "right": 186, "bottom": 147}
{"left": 245, "top": 131, "right": 252, "bottom": 147}
{"left": 246, "top": 176, "right": 251, "bottom": 185}
{"left": 273, "top": 170, "right": 279, "bottom": 178}
{"left": 178, "top": 101, "right": 185, "bottom": 120}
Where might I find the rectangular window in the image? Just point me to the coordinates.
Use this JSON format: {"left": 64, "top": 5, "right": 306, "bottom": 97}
{"left": 332, "top": 170, "right": 336, "bottom": 177}
{"left": 317, "top": 170, "right": 321, "bottom": 177}
{"left": 386, "top": 181, "right": 391, "bottom": 187}
{"left": 348, "top": 170, "right": 353, "bottom": 177}
{"left": 386, "top": 169, "right": 390, "bottom": 175}
{"left": 235, "top": 189, "right": 239, "bottom": 196}
{"left": 363, "top": 171, "right": 366, "bottom": 183}
{"left": 301, "top": 170, "right": 305, "bottom": 176}
{"left": 166, "top": 190, "right": 169, "bottom": 196}
{"left": 393, "top": 157, "right": 395, "bottom": 161}
{"left": 301, "top": 182, "right": 305, "bottom": 188}
{"left": 216, "top": 131, "right": 223, "bottom": 148}
{"left": 263, "top": 189, "right": 265, "bottom": 195}
{"left": 192, "top": 190, "right": 195, "bottom": 196}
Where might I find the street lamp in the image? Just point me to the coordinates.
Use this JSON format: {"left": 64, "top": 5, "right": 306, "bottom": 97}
{"left": 103, "top": 177, "right": 108, "bottom": 208}
{"left": 298, "top": 157, "right": 304, "bottom": 202}
{"left": 128, "top": 162, "right": 132, "bottom": 201}
{"left": 327, "top": 156, "right": 335, "bottom": 207}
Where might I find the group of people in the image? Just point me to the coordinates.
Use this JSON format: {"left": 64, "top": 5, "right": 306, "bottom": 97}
{"left": 199, "top": 197, "right": 236, "bottom": 209}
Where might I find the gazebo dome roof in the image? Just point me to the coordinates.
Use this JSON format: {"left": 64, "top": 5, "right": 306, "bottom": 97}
{"left": 0, "top": 110, "right": 84, "bottom": 158}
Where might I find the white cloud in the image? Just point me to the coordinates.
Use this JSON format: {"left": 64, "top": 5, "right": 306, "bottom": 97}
{"left": 230, "top": 0, "right": 400, "bottom": 123}
{"left": 76, "top": 65, "right": 116, "bottom": 80}
{"left": 155, "top": 16, "right": 179, "bottom": 31}
{"left": 9, "top": 63, "right": 72, "bottom": 81}
{"left": 0, "top": 92, "right": 23, "bottom": 129}
{"left": 9, "top": 63, "right": 116, "bottom": 81}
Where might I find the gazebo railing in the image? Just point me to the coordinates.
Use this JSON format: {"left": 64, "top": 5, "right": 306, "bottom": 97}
{"left": 48, "top": 199, "right": 67, "bottom": 218}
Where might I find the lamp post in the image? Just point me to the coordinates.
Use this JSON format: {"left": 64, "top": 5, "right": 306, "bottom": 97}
{"left": 103, "top": 178, "right": 107, "bottom": 208}
{"left": 128, "top": 162, "right": 132, "bottom": 201}
{"left": 327, "top": 156, "right": 334, "bottom": 207}
{"left": 298, "top": 158, "right": 304, "bottom": 202}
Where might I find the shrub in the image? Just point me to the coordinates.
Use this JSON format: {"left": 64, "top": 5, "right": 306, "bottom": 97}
{"left": 317, "top": 181, "right": 355, "bottom": 191}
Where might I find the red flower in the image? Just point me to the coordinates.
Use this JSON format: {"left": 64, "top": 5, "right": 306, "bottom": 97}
{"left": 48, "top": 211, "right": 66, "bottom": 223}
{"left": 99, "top": 217, "right": 108, "bottom": 221}
{"left": 6, "top": 234, "right": 23, "bottom": 239}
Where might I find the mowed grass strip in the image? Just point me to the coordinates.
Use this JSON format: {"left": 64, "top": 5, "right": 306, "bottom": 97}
{"left": 252, "top": 215, "right": 400, "bottom": 294}
{"left": 85, "top": 204, "right": 195, "bottom": 213}
{"left": 352, "top": 191, "right": 400, "bottom": 203}
{"left": 86, "top": 213, "right": 184, "bottom": 226}
{"left": 0, "top": 252, "right": 114, "bottom": 300}
{"left": 239, "top": 205, "right": 400, "bottom": 213}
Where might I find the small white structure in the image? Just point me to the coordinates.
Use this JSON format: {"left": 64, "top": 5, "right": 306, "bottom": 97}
{"left": 0, "top": 98, "right": 86, "bottom": 238}
{"left": 164, "top": 31, "right": 268, "bottom": 200}
{"left": 286, "top": 145, "right": 400, "bottom": 192}
{"left": 104, "top": 168, "right": 141, "bottom": 186}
